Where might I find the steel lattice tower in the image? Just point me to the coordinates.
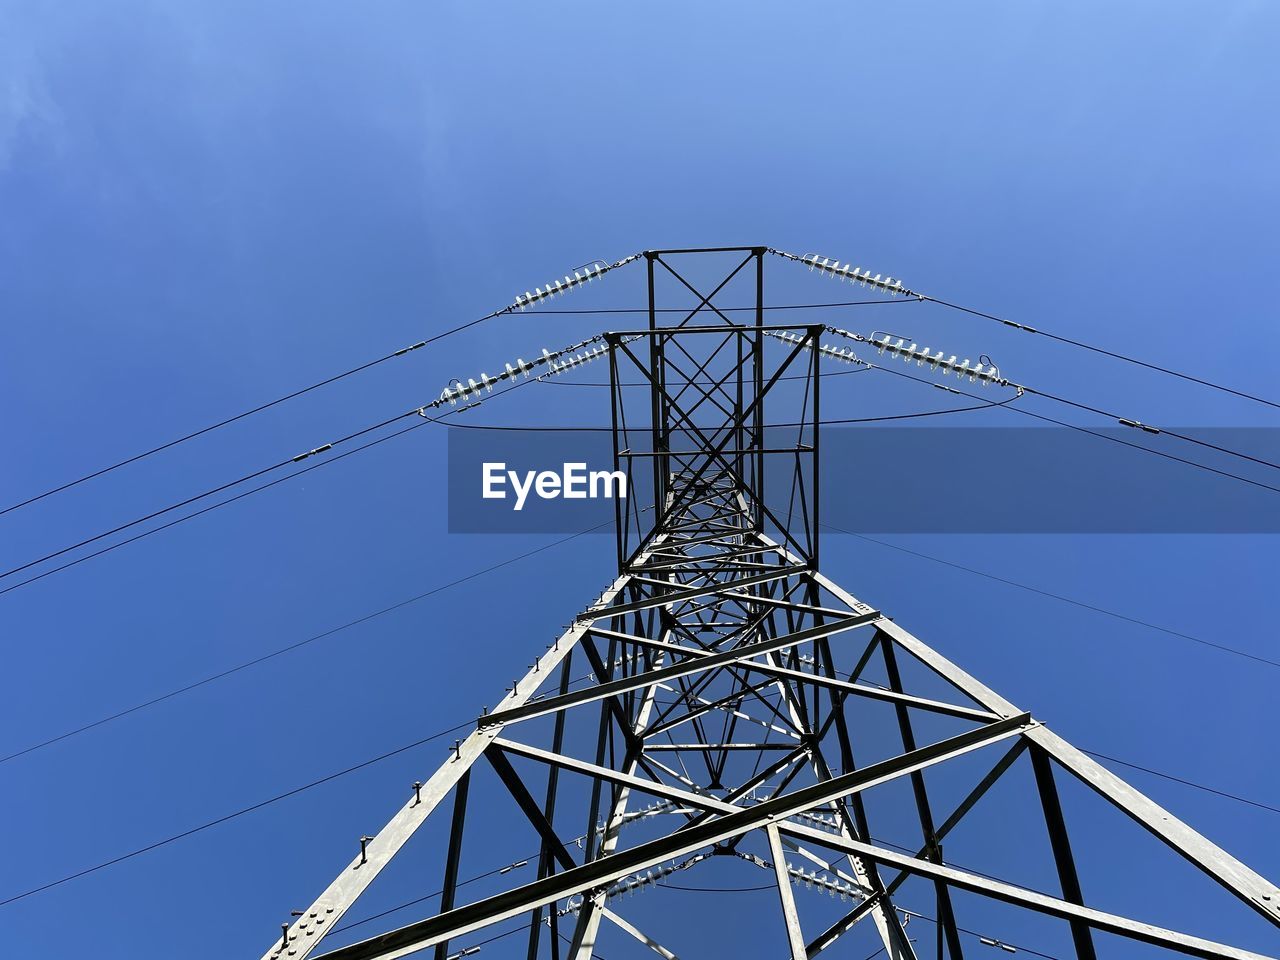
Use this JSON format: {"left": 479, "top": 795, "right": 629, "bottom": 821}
{"left": 262, "top": 248, "right": 1280, "bottom": 960}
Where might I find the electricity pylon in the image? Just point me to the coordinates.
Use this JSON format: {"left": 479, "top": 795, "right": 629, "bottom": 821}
{"left": 262, "top": 247, "right": 1280, "bottom": 960}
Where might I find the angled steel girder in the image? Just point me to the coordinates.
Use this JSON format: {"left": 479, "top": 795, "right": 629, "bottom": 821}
{"left": 257, "top": 540, "right": 674, "bottom": 960}
{"left": 258, "top": 248, "right": 1280, "bottom": 960}
{"left": 312, "top": 715, "right": 1033, "bottom": 960}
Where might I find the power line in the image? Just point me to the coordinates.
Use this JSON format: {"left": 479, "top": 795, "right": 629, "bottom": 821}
{"left": 0, "top": 364, "right": 986, "bottom": 594}
{"left": 539, "top": 305, "right": 1280, "bottom": 474}
{"left": 514, "top": 298, "right": 918, "bottom": 315}
{"left": 837, "top": 331, "right": 1280, "bottom": 480}
{"left": 921, "top": 294, "right": 1280, "bottom": 412}
{"left": 332, "top": 829, "right": 602, "bottom": 936}
{"left": 821, "top": 522, "right": 1280, "bottom": 671}
{"left": 769, "top": 249, "right": 1280, "bottom": 411}
{"left": 458, "top": 920, "right": 529, "bottom": 951}
{"left": 0, "top": 418, "right": 434, "bottom": 598}
{"left": 0, "top": 720, "right": 475, "bottom": 908}
{"left": 652, "top": 873, "right": 1066, "bottom": 960}
{"left": 0, "top": 672, "right": 617, "bottom": 909}
{"left": 332, "top": 853, "right": 545, "bottom": 935}
{"left": 656, "top": 881, "right": 777, "bottom": 893}
{"left": 1080, "top": 750, "right": 1280, "bottom": 816}
{"left": 565, "top": 335, "right": 1280, "bottom": 498}
{"left": 0, "top": 295, "right": 902, "bottom": 520}
{"left": 1, "top": 521, "right": 611, "bottom": 764}
{"left": 540, "top": 320, "right": 1280, "bottom": 497}
{"left": 446, "top": 403, "right": 1011, "bottom": 433}
{"left": 901, "top": 908, "right": 1064, "bottom": 960}
{"left": 539, "top": 366, "right": 875, "bottom": 387}
{"left": 556, "top": 930, "right": 609, "bottom": 960}
{"left": 858, "top": 361, "right": 1280, "bottom": 497}
{"left": 448, "top": 379, "right": 1020, "bottom": 433}
{"left": 0, "top": 309, "right": 509, "bottom": 519}
{"left": 0, "top": 409, "right": 428, "bottom": 584}
{"left": 1018, "top": 384, "right": 1280, "bottom": 474}
{"left": 0, "top": 369, "right": 548, "bottom": 598}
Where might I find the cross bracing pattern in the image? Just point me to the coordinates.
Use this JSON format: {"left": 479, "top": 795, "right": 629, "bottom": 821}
{"left": 261, "top": 248, "right": 1280, "bottom": 960}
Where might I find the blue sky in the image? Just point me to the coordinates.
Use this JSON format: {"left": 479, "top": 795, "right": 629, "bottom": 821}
{"left": 2, "top": 2, "right": 1279, "bottom": 957}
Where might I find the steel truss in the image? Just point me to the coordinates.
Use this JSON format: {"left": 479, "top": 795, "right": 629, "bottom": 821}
{"left": 260, "top": 248, "right": 1280, "bottom": 960}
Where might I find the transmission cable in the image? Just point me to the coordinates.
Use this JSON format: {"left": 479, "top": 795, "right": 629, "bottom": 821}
{"left": 330, "top": 861, "right": 517, "bottom": 935}
{"left": 0, "top": 310, "right": 504, "bottom": 519}
{"left": 742, "top": 320, "right": 1280, "bottom": 497}
{"left": 446, "top": 376, "right": 1019, "bottom": 432}
{"left": 921, "top": 293, "right": 1280, "bottom": 412}
{"left": 829, "top": 328, "right": 1280, "bottom": 478}
{"left": 0, "top": 409, "right": 432, "bottom": 584}
{"left": 332, "top": 833, "right": 596, "bottom": 935}
{"left": 899, "top": 908, "right": 1063, "bottom": 960}
{"left": 0, "top": 418, "right": 435, "bottom": 598}
{"left": 852, "top": 359, "right": 1280, "bottom": 497}
{"left": 0, "top": 670, "right": 609, "bottom": 909}
{"left": 1078, "top": 751, "right": 1280, "bottom": 816}
{"left": 444, "top": 403, "right": 1010, "bottom": 433}
{"left": 656, "top": 881, "right": 777, "bottom": 893}
{"left": 1016, "top": 383, "right": 1280, "bottom": 472}
{"left": 539, "top": 367, "right": 874, "bottom": 387}
{"left": 1, "top": 521, "right": 612, "bottom": 764}
{"left": 771, "top": 248, "right": 1280, "bottom": 411}
{"left": 0, "top": 719, "right": 475, "bottom": 908}
{"left": 0, "top": 344, "right": 576, "bottom": 597}
{"left": 1, "top": 251, "right": 643, "bottom": 519}
{"left": 821, "top": 521, "right": 1280, "bottom": 671}
{"left": 513, "top": 299, "right": 917, "bottom": 315}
